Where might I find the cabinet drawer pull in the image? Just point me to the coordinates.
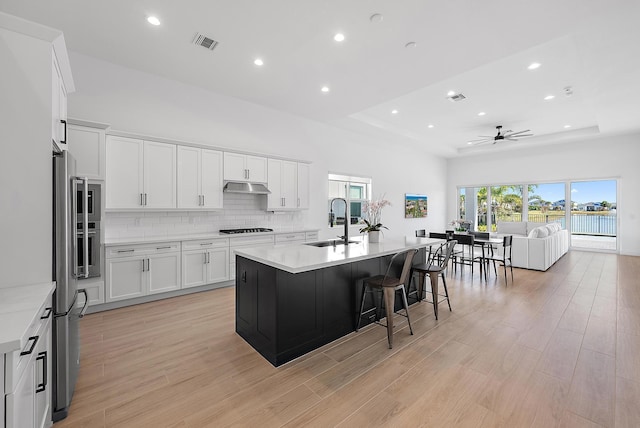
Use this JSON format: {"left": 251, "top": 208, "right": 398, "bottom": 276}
{"left": 118, "top": 249, "right": 135, "bottom": 253}
{"left": 20, "top": 335, "right": 39, "bottom": 356}
{"left": 40, "top": 307, "right": 52, "bottom": 319}
{"left": 200, "top": 243, "right": 212, "bottom": 246}
{"left": 156, "top": 246, "right": 172, "bottom": 250}
{"left": 36, "top": 351, "right": 47, "bottom": 393}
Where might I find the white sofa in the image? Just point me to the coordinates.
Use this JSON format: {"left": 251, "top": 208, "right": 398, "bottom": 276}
{"left": 495, "top": 221, "right": 569, "bottom": 271}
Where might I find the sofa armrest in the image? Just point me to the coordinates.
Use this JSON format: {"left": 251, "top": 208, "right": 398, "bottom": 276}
{"left": 511, "top": 236, "right": 529, "bottom": 268}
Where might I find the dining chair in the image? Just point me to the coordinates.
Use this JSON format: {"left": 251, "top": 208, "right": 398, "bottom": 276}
{"left": 356, "top": 248, "right": 418, "bottom": 348}
{"left": 415, "top": 229, "right": 426, "bottom": 238}
{"left": 453, "top": 233, "right": 475, "bottom": 276}
{"left": 484, "top": 235, "right": 514, "bottom": 284}
{"left": 410, "top": 240, "right": 457, "bottom": 320}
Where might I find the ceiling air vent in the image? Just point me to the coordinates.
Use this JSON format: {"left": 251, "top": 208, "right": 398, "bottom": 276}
{"left": 447, "top": 93, "right": 466, "bottom": 102}
{"left": 192, "top": 33, "right": 219, "bottom": 51}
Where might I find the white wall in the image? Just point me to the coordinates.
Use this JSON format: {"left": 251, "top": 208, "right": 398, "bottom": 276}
{"left": 0, "top": 28, "right": 53, "bottom": 288}
{"left": 67, "top": 52, "right": 447, "bottom": 240}
{"left": 447, "top": 134, "right": 640, "bottom": 256}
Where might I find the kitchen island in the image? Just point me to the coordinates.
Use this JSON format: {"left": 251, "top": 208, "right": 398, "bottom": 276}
{"left": 234, "top": 236, "right": 442, "bottom": 366}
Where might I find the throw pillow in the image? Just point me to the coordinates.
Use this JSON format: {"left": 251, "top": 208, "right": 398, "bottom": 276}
{"left": 546, "top": 225, "right": 555, "bottom": 235}
{"left": 527, "top": 228, "right": 539, "bottom": 238}
{"left": 536, "top": 226, "right": 549, "bottom": 238}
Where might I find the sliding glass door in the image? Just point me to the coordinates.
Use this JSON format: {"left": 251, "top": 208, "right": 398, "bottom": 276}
{"left": 569, "top": 180, "right": 617, "bottom": 251}
{"left": 528, "top": 182, "right": 566, "bottom": 227}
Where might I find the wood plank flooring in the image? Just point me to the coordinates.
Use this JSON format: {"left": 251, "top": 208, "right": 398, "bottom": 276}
{"left": 54, "top": 251, "right": 640, "bottom": 427}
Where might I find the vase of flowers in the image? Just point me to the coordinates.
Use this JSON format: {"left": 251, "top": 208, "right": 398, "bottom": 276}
{"left": 360, "top": 196, "right": 390, "bottom": 243}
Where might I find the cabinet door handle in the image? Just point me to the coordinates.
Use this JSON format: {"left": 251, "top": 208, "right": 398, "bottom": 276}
{"left": 60, "top": 119, "right": 67, "bottom": 144}
{"left": 298, "top": 198, "right": 300, "bottom": 207}
{"left": 40, "top": 307, "right": 52, "bottom": 319}
{"left": 20, "top": 336, "right": 39, "bottom": 356}
{"left": 36, "top": 351, "right": 47, "bottom": 393}
{"left": 144, "top": 193, "right": 148, "bottom": 206}
{"left": 142, "top": 259, "right": 146, "bottom": 272}
{"left": 202, "top": 194, "right": 205, "bottom": 206}
{"left": 140, "top": 193, "right": 144, "bottom": 206}
{"left": 118, "top": 249, "right": 134, "bottom": 253}
{"left": 207, "top": 253, "right": 210, "bottom": 264}
{"left": 241, "top": 271, "right": 247, "bottom": 282}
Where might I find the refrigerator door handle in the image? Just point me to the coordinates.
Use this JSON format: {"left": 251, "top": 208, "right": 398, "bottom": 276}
{"left": 54, "top": 290, "right": 79, "bottom": 318}
{"left": 72, "top": 177, "right": 79, "bottom": 278}
{"left": 78, "top": 289, "right": 89, "bottom": 318}
{"left": 83, "top": 178, "right": 89, "bottom": 278}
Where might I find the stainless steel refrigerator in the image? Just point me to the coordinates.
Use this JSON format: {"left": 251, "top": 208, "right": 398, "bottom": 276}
{"left": 52, "top": 148, "right": 89, "bottom": 421}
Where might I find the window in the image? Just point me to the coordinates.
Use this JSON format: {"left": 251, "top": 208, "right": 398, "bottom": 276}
{"left": 328, "top": 174, "right": 371, "bottom": 227}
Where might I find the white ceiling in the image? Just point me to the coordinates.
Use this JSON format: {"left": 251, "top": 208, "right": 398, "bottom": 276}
{"left": 2, "top": 0, "right": 640, "bottom": 157}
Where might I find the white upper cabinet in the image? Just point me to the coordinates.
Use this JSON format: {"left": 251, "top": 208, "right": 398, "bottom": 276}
{"left": 67, "top": 124, "right": 106, "bottom": 180}
{"left": 143, "top": 141, "right": 177, "bottom": 209}
{"left": 177, "top": 146, "right": 223, "bottom": 209}
{"left": 106, "top": 136, "right": 176, "bottom": 209}
{"left": 267, "top": 159, "right": 297, "bottom": 210}
{"left": 223, "top": 152, "right": 268, "bottom": 183}
{"left": 267, "top": 160, "right": 310, "bottom": 211}
{"left": 106, "top": 136, "right": 144, "bottom": 209}
{"left": 297, "top": 163, "right": 310, "bottom": 209}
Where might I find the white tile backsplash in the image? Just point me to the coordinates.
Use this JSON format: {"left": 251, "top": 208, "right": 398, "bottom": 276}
{"left": 104, "top": 193, "right": 308, "bottom": 239}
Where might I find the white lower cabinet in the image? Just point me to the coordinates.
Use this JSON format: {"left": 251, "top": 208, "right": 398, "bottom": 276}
{"left": 182, "top": 239, "right": 229, "bottom": 289}
{"left": 4, "top": 296, "right": 53, "bottom": 428}
{"left": 105, "top": 243, "right": 181, "bottom": 302}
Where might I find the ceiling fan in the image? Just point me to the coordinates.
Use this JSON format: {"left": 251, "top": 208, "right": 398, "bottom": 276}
{"left": 468, "top": 125, "right": 533, "bottom": 146}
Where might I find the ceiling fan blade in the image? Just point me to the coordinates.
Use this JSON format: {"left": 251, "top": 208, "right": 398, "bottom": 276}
{"left": 477, "top": 135, "right": 494, "bottom": 138}
{"left": 507, "top": 129, "right": 531, "bottom": 136}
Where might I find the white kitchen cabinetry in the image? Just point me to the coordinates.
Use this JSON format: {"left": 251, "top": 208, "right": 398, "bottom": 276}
{"left": 3, "top": 291, "right": 53, "bottom": 428}
{"left": 267, "top": 159, "right": 298, "bottom": 210}
{"left": 51, "top": 53, "right": 67, "bottom": 149}
{"left": 267, "top": 160, "right": 310, "bottom": 211}
{"left": 105, "top": 242, "right": 181, "bottom": 302}
{"left": 106, "top": 136, "right": 176, "bottom": 209}
{"left": 67, "top": 124, "right": 106, "bottom": 180}
{"left": 177, "top": 146, "right": 223, "bottom": 209}
{"left": 182, "top": 239, "right": 229, "bottom": 288}
{"left": 275, "top": 232, "right": 306, "bottom": 246}
{"left": 223, "top": 152, "right": 268, "bottom": 183}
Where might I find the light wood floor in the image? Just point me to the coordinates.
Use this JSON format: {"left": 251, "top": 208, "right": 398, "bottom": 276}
{"left": 55, "top": 251, "right": 640, "bottom": 428}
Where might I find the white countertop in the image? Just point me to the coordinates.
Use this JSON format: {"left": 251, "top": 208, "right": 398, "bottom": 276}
{"left": 235, "top": 236, "right": 444, "bottom": 274}
{"left": 104, "top": 228, "right": 319, "bottom": 246}
{"left": 0, "top": 282, "right": 55, "bottom": 354}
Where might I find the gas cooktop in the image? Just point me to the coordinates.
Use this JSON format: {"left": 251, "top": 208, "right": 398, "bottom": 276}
{"left": 219, "top": 228, "right": 274, "bottom": 234}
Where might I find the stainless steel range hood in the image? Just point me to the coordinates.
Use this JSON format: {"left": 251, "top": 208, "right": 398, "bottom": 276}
{"left": 223, "top": 181, "right": 271, "bottom": 194}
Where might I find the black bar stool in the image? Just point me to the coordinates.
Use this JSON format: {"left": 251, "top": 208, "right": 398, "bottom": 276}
{"left": 410, "top": 240, "right": 457, "bottom": 320}
{"left": 355, "top": 248, "right": 418, "bottom": 349}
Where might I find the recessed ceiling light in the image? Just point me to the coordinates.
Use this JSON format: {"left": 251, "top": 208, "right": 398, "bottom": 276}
{"left": 147, "top": 16, "right": 161, "bottom": 26}
{"left": 478, "top": 112, "right": 486, "bottom": 116}
{"left": 544, "top": 95, "right": 555, "bottom": 100}
{"left": 428, "top": 124, "right": 434, "bottom": 129}
{"left": 447, "top": 90, "right": 456, "bottom": 97}
{"left": 391, "top": 109, "right": 398, "bottom": 114}
{"left": 370, "top": 13, "right": 383, "bottom": 23}
{"left": 528, "top": 62, "right": 541, "bottom": 70}
{"left": 467, "top": 142, "right": 473, "bottom": 145}
{"left": 321, "top": 86, "right": 330, "bottom": 93}
{"left": 405, "top": 42, "right": 417, "bottom": 48}
{"left": 334, "top": 33, "right": 345, "bottom": 42}
{"left": 253, "top": 58, "right": 264, "bottom": 66}
{"left": 564, "top": 124, "right": 572, "bottom": 128}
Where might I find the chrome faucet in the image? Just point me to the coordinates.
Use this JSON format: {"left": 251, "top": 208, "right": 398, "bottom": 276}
{"left": 330, "top": 197, "right": 348, "bottom": 244}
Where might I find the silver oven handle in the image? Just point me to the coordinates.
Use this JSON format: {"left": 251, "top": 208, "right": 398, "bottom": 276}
{"left": 83, "top": 178, "right": 89, "bottom": 278}
{"left": 72, "top": 178, "right": 79, "bottom": 278}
